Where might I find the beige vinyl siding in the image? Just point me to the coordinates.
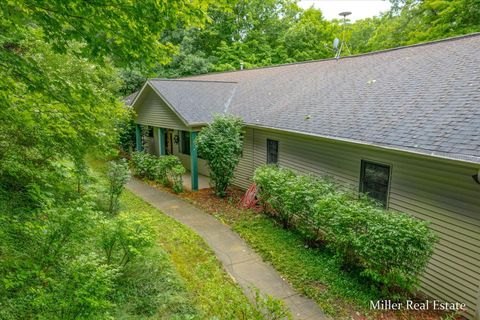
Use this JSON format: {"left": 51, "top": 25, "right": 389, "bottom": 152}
{"left": 233, "top": 127, "right": 480, "bottom": 319}
{"left": 134, "top": 85, "right": 188, "bottom": 131}
{"left": 233, "top": 127, "right": 255, "bottom": 188}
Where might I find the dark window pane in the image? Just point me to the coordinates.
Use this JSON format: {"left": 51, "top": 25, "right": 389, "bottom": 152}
{"left": 360, "top": 161, "right": 390, "bottom": 207}
{"left": 148, "top": 126, "right": 154, "bottom": 137}
{"left": 181, "top": 131, "right": 190, "bottom": 155}
{"left": 267, "top": 139, "right": 278, "bottom": 164}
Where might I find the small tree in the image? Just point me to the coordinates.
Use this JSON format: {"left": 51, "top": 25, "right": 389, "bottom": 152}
{"left": 107, "top": 159, "right": 130, "bottom": 214}
{"left": 196, "top": 115, "right": 244, "bottom": 197}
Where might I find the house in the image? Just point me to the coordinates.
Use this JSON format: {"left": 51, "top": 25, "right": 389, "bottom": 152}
{"left": 129, "top": 33, "right": 480, "bottom": 319}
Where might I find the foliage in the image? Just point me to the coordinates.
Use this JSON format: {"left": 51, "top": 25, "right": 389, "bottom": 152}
{"left": 131, "top": 151, "right": 158, "bottom": 179}
{"left": 253, "top": 165, "right": 437, "bottom": 292}
{"left": 0, "top": 1, "right": 234, "bottom": 319}
{"left": 107, "top": 158, "right": 131, "bottom": 214}
{"left": 152, "top": 0, "right": 480, "bottom": 78}
{"left": 196, "top": 115, "right": 244, "bottom": 197}
{"left": 118, "top": 115, "right": 137, "bottom": 155}
{"left": 282, "top": 8, "right": 336, "bottom": 61}
{"left": 130, "top": 152, "right": 186, "bottom": 193}
{"left": 252, "top": 165, "right": 336, "bottom": 230}
{"left": 233, "top": 215, "right": 377, "bottom": 318}
{"left": 121, "top": 190, "right": 289, "bottom": 319}
{"left": 113, "top": 247, "right": 199, "bottom": 319}
{"left": 181, "top": 190, "right": 382, "bottom": 318}
{"left": 170, "top": 164, "right": 187, "bottom": 194}
{"left": 100, "top": 211, "right": 156, "bottom": 268}
{"left": 0, "top": 198, "right": 117, "bottom": 320}
{"left": 253, "top": 288, "right": 292, "bottom": 320}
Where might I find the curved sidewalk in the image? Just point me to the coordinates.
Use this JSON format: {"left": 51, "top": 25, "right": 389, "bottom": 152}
{"left": 127, "top": 178, "right": 328, "bottom": 320}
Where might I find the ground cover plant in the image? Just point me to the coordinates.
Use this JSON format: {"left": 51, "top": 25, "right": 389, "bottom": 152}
{"left": 91, "top": 158, "right": 291, "bottom": 320}
{"left": 173, "top": 187, "right": 450, "bottom": 320}
{"left": 120, "top": 189, "right": 291, "bottom": 320}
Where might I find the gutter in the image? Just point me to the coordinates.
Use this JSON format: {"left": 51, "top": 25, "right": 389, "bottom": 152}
{"left": 245, "top": 123, "right": 480, "bottom": 167}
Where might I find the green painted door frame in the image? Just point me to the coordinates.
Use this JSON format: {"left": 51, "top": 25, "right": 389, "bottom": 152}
{"left": 190, "top": 131, "right": 198, "bottom": 191}
{"left": 135, "top": 124, "right": 142, "bottom": 151}
{"left": 158, "top": 128, "right": 166, "bottom": 156}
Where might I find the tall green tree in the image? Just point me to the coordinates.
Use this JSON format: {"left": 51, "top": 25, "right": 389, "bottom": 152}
{"left": 0, "top": 1, "right": 220, "bottom": 318}
{"left": 281, "top": 8, "right": 337, "bottom": 61}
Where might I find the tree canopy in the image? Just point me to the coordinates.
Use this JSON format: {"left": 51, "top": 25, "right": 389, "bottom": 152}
{"left": 148, "top": 0, "right": 480, "bottom": 85}
{"left": 0, "top": 1, "right": 219, "bottom": 318}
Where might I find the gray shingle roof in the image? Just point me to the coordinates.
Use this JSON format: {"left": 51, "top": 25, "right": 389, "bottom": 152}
{"left": 123, "top": 91, "right": 138, "bottom": 105}
{"left": 135, "top": 33, "right": 480, "bottom": 164}
{"left": 148, "top": 79, "right": 237, "bottom": 124}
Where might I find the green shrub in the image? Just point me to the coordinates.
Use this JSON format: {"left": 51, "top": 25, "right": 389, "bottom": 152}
{"left": 253, "top": 165, "right": 437, "bottom": 293}
{"left": 106, "top": 158, "right": 130, "bottom": 214}
{"left": 254, "top": 165, "right": 335, "bottom": 234}
{"left": 100, "top": 211, "right": 156, "bottom": 268}
{"left": 130, "top": 152, "right": 185, "bottom": 193}
{"left": 130, "top": 151, "right": 157, "bottom": 179}
{"left": 170, "top": 164, "right": 186, "bottom": 194}
{"left": 195, "top": 115, "right": 244, "bottom": 197}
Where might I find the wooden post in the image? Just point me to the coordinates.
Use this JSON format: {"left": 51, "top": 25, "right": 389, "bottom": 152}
{"left": 158, "top": 128, "right": 166, "bottom": 156}
{"left": 190, "top": 131, "right": 198, "bottom": 191}
{"left": 135, "top": 124, "right": 142, "bottom": 151}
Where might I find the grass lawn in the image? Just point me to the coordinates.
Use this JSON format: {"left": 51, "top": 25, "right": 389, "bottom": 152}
{"left": 120, "top": 190, "right": 269, "bottom": 319}
{"left": 90, "top": 158, "right": 282, "bottom": 319}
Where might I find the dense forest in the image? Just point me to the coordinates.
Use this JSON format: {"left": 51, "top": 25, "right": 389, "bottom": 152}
{"left": 0, "top": 0, "right": 479, "bottom": 319}
{"left": 120, "top": 0, "right": 480, "bottom": 95}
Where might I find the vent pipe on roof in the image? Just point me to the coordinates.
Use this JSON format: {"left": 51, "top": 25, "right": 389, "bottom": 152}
{"left": 240, "top": 62, "right": 244, "bottom": 70}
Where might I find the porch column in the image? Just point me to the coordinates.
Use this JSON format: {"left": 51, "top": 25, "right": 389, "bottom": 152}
{"left": 190, "top": 131, "right": 198, "bottom": 191}
{"left": 135, "top": 124, "right": 142, "bottom": 151}
{"left": 158, "top": 128, "right": 166, "bottom": 155}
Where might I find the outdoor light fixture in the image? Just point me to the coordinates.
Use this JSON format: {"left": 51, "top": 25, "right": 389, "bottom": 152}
{"left": 173, "top": 134, "right": 179, "bottom": 144}
{"left": 472, "top": 169, "right": 480, "bottom": 184}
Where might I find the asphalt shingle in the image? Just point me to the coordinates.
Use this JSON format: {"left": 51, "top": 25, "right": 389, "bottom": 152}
{"left": 133, "top": 33, "right": 480, "bottom": 164}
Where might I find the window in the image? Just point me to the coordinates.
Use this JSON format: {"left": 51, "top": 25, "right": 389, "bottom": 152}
{"left": 180, "top": 131, "right": 190, "bottom": 155}
{"left": 148, "top": 126, "right": 154, "bottom": 138}
{"left": 267, "top": 139, "right": 278, "bottom": 164}
{"left": 360, "top": 160, "right": 391, "bottom": 208}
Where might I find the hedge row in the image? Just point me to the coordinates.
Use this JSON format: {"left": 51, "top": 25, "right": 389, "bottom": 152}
{"left": 253, "top": 165, "right": 437, "bottom": 292}
{"left": 130, "top": 152, "right": 185, "bottom": 193}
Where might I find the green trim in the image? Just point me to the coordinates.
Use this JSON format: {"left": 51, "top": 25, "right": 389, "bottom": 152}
{"left": 159, "top": 128, "right": 166, "bottom": 155}
{"left": 135, "top": 124, "right": 142, "bottom": 152}
{"left": 190, "top": 131, "right": 198, "bottom": 191}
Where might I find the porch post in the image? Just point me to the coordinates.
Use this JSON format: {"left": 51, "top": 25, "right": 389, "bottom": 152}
{"left": 135, "top": 124, "right": 142, "bottom": 151}
{"left": 158, "top": 128, "right": 166, "bottom": 156}
{"left": 190, "top": 131, "right": 198, "bottom": 191}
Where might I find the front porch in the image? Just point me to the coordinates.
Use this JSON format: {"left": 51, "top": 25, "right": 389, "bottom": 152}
{"left": 136, "top": 124, "right": 206, "bottom": 191}
{"left": 182, "top": 171, "right": 210, "bottom": 191}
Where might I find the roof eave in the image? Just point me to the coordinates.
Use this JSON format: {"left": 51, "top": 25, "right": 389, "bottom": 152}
{"left": 245, "top": 123, "right": 480, "bottom": 167}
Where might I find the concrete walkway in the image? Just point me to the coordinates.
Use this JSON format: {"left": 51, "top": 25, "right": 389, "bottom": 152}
{"left": 127, "top": 178, "right": 328, "bottom": 320}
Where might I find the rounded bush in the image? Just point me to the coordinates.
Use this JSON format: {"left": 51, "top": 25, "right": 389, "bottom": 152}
{"left": 130, "top": 152, "right": 185, "bottom": 193}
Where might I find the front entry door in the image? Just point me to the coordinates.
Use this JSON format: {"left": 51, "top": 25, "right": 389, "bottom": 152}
{"left": 165, "top": 130, "right": 173, "bottom": 155}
